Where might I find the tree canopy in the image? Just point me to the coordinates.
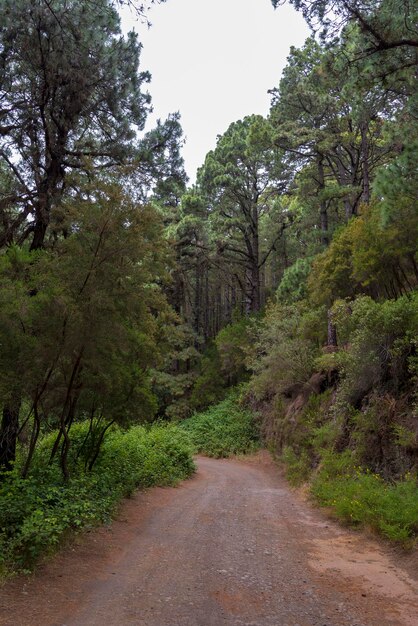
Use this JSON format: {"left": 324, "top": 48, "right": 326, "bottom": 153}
{"left": 0, "top": 0, "right": 185, "bottom": 250}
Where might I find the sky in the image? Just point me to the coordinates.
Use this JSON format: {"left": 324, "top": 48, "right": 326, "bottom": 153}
{"left": 121, "top": 0, "right": 309, "bottom": 183}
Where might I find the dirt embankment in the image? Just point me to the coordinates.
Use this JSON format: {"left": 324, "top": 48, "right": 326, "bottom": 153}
{"left": 1, "top": 452, "right": 417, "bottom": 626}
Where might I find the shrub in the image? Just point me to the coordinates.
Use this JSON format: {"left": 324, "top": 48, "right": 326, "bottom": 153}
{"left": 278, "top": 444, "right": 418, "bottom": 544}
{"left": 311, "top": 453, "right": 418, "bottom": 543}
{"left": 332, "top": 294, "right": 418, "bottom": 404}
{"left": 248, "top": 302, "right": 320, "bottom": 401}
{"left": 308, "top": 202, "right": 418, "bottom": 307}
{"left": 281, "top": 446, "right": 311, "bottom": 485}
{"left": 0, "top": 423, "right": 194, "bottom": 572}
{"left": 182, "top": 391, "right": 259, "bottom": 458}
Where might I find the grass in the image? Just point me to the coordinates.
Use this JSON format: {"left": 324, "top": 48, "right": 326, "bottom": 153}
{"left": 181, "top": 391, "right": 259, "bottom": 458}
{"left": 310, "top": 451, "right": 418, "bottom": 544}
{"left": 281, "top": 446, "right": 418, "bottom": 545}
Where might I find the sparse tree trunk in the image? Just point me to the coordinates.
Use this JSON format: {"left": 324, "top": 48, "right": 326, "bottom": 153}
{"left": 336, "top": 150, "right": 355, "bottom": 219}
{"left": 244, "top": 202, "right": 261, "bottom": 314}
{"left": 204, "top": 264, "right": 209, "bottom": 340}
{"left": 194, "top": 257, "right": 202, "bottom": 337}
{"left": 282, "top": 230, "right": 289, "bottom": 269}
{"left": 87, "top": 420, "right": 115, "bottom": 471}
{"left": 49, "top": 349, "right": 83, "bottom": 477}
{"left": 21, "top": 403, "right": 41, "bottom": 478}
{"left": 317, "top": 154, "right": 329, "bottom": 246}
{"left": 360, "top": 121, "right": 370, "bottom": 204}
{"left": 327, "top": 309, "right": 338, "bottom": 349}
{"left": 0, "top": 392, "right": 21, "bottom": 472}
{"left": 30, "top": 220, "right": 48, "bottom": 251}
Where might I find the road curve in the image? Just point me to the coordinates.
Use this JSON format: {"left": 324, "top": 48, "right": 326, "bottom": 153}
{"left": 0, "top": 453, "right": 417, "bottom": 626}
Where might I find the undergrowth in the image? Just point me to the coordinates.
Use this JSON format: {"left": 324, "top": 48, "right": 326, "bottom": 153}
{"left": 281, "top": 435, "right": 418, "bottom": 545}
{"left": 311, "top": 451, "right": 418, "bottom": 544}
{"left": 182, "top": 391, "right": 259, "bottom": 458}
{"left": 0, "top": 423, "right": 194, "bottom": 574}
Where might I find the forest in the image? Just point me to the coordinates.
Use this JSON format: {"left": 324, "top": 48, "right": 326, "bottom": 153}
{"left": 0, "top": 0, "right": 417, "bottom": 573}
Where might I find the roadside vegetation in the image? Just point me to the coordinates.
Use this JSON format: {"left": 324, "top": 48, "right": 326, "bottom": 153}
{"left": 182, "top": 391, "right": 259, "bottom": 458}
{"left": 205, "top": 291, "right": 418, "bottom": 545}
{"left": 0, "top": 423, "right": 194, "bottom": 574}
{"left": 311, "top": 454, "right": 418, "bottom": 544}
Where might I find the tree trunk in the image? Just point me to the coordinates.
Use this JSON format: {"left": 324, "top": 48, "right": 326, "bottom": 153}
{"left": 244, "top": 202, "right": 261, "bottom": 314}
{"left": 360, "top": 121, "right": 370, "bottom": 204}
{"left": 29, "top": 216, "right": 48, "bottom": 251}
{"left": 194, "top": 257, "right": 202, "bottom": 338}
{"left": 245, "top": 262, "right": 261, "bottom": 314}
{"left": 87, "top": 420, "right": 115, "bottom": 471}
{"left": 203, "top": 263, "right": 209, "bottom": 341}
{"left": 0, "top": 392, "right": 21, "bottom": 472}
{"left": 327, "top": 309, "right": 338, "bottom": 349}
{"left": 21, "top": 403, "right": 41, "bottom": 478}
{"left": 337, "top": 151, "right": 355, "bottom": 219}
{"left": 317, "top": 154, "right": 329, "bottom": 246}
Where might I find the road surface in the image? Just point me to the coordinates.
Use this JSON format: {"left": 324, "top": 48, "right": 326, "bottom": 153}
{"left": 0, "top": 453, "right": 417, "bottom": 626}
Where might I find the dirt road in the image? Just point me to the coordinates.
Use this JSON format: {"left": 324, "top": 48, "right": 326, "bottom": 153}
{"left": 1, "top": 453, "right": 417, "bottom": 626}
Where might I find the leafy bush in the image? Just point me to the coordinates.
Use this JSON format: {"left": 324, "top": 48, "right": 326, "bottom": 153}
{"left": 308, "top": 202, "right": 418, "bottom": 307}
{"left": 248, "top": 302, "right": 320, "bottom": 401}
{"left": 189, "top": 317, "right": 258, "bottom": 413}
{"left": 332, "top": 293, "right": 418, "bottom": 405}
{"left": 275, "top": 391, "right": 334, "bottom": 483}
{"left": 182, "top": 391, "right": 259, "bottom": 458}
{"left": 0, "top": 423, "right": 194, "bottom": 573}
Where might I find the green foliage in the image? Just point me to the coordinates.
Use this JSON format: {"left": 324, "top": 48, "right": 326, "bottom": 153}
{"left": 311, "top": 454, "right": 418, "bottom": 543}
{"left": 189, "top": 344, "right": 227, "bottom": 412}
{"left": 0, "top": 0, "right": 186, "bottom": 250}
{"left": 280, "top": 440, "right": 418, "bottom": 544}
{"left": 332, "top": 293, "right": 418, "bottom": 406}
{"left": 276, "top": 257, "right": 314, "bottom": 304}
{"left": 215, "top": 317, "right": 254, "bottom": 385}
{"left": 182, "top": 392, "right": 259, "bottom": 458}
{"left": 248, "top": 302, "right": 320, "bottom": 400}
{"left": 197, "top": 115, "right": 287, "bottom": 313}
{"left": 375, "top": 130, "right": 418, "bottom": 226}
{"left": 274, "top": 390, "right": 334, "bottom": 478}
{"left": 308, "top": 203, "right": 418, "bottom": 306}
{"left": 0, "top": 423, "right": 194, "bottom": 573}
{"left": 151, "top": 322, "right": 201, "bottom": 420}
{"left": 95, "top": 424, "right": 194, "bottom": 491}
{"left": 270, "top": 294, "right": 418, "bottom": 488}
{"left": 281, "top": 446, "right": 312, "bottom": 486}
{"left": 0, "top": 0, "right": 150, "bottom": 247}
{"left": 0, "top": 181, "right": 180, "bottom": 475}
{"left": 277, "top": 0, "right": 418, "bottom": 84}
{"left": 257, "top": 290, "right": 418, "bottom": 543}
{"left": 394, "top": 425, "right": 417, "bottom": 449}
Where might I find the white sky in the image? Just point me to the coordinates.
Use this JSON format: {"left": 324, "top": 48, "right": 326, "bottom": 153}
{"left": 121, "top": 0, "right": 309, "bottom": 183}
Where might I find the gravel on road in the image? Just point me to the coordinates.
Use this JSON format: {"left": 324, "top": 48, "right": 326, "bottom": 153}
{"left": 0, "top": 452, "right": 417, "bottom": 626}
